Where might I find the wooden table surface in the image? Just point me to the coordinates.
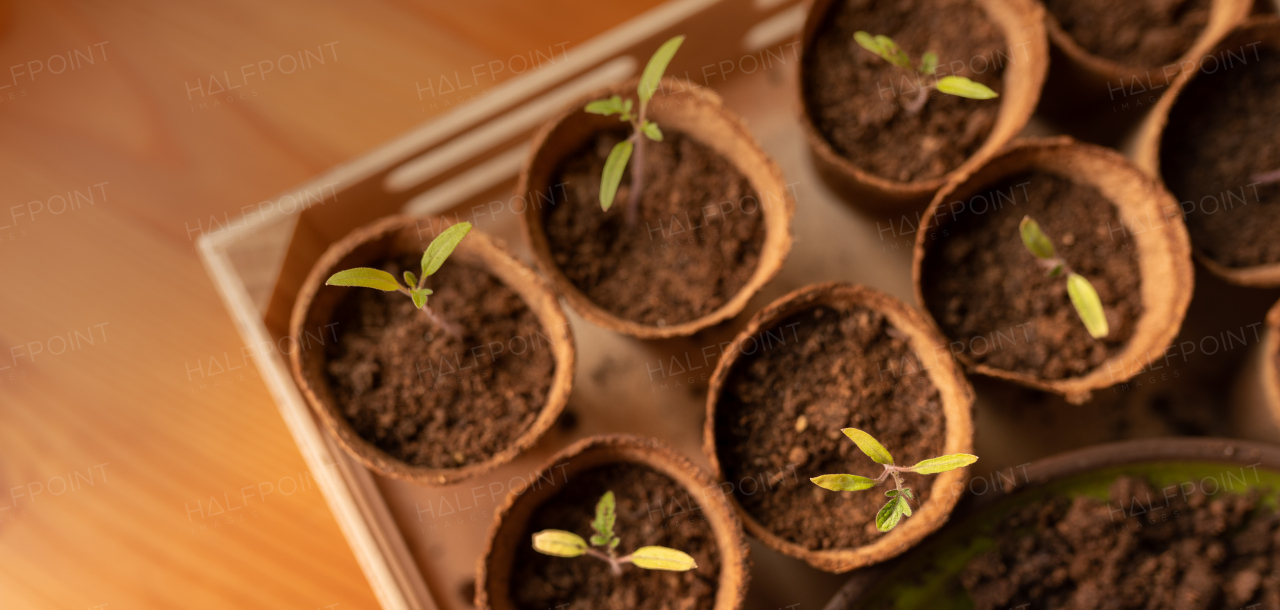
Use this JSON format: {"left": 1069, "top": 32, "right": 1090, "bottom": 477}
{"left": 0, "top": 1, "right": 663, "bottom": 607}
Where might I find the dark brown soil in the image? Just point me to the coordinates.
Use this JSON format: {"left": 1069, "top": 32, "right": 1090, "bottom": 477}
{"left": 1045, "top": 0, "right": 1211, "bottom": 68}
{"left": 1161, "top": 47, "right": 1280, "bottom": 268}
{"left": 324, "top": 253, "right": 555, "bottom": 469}
{"left": 510, "top": 463, "right": 721, "bottom": 610}
{"left": 803, "top": 0, "right": 1007, "bottom": 182}
{"left": 713, "top": 304, "right": 945, "bottom": 550}
{"left": 921, "top": 171, "right": 1144, "bottom": 380}
{"left": 544, "top": 130, "right": 765, "bottom": 327}
{"left": 962, "top": 475, "right": 1279, "bottom": 610}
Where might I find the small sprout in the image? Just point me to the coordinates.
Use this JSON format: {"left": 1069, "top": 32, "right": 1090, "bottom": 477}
{"left": 531, "top": 491, "right": 698, "bottom": 575}
{"left": 853, "top": 31, "right": 998, "bottom": 116}
{"left": 1019, "top": 216, "right": 1109, "bottom": 339}
{"left": 582, "top": 35, "right": 685, "bottom": 224}
{"left": 811, "top": 428, "right": 977, "bottom": 533}
{"left": 325, "top": 222, "right": 471, "bottom": 339}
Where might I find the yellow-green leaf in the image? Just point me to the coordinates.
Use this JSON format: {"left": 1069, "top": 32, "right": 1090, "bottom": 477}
{"left": 638, "top": 35, "right": 684, "bottom": 104}
{"left": 585, "top": 95, "right": 624, "bottom": 116}
{"left": 936, "top": 76, "right": 999, "bottom": 100}
{"left": 410, "top": 288, "right": 430, "bottom": 309}
{"left": 1019, "top": 216, "right": 1056, "bottom": 260}
{"left": 599, "top": 140, "right": 633, "bottom": 211}
{"left": 421, "top": 222, "right": 471, "bottom": 277}
{"left": 590, "top": 491, "right": 617, "bottom": 547}
{"left": 854, "top": 31, "right": 881, "bottom": 55}
{"left": 811, "top": 474, "right": 877, "bottom": 492}
{"left": 919, "top": 51, "right": 938, "bottom": 75}
{"left": 897, "top": 495, "right": 913, "bottom": 517}
{"left": 910, "top": 453, "right": 979, "bottom": 475}
{"left": 843, "top": 428, "right": 894, "bottom": 465}
{"left": 326, "top": 268, "right": 402, "bottom": 292}
{"left": 641, "top": 120, "right": 663, "bottom": 141}
{"left": 873, "top": 35, "right": 910, "bottom": 68}
{"left": 1067, "top": 273, "right": 1109, "bottom": 339}
{"left": 875, "top": 499, "right": 903, "bottom": 532}
{"left": 531, "top": 530, "right": 587, "bottom": 557}
{"left": 629, "top": 546, "right": 698, "bottom": 571}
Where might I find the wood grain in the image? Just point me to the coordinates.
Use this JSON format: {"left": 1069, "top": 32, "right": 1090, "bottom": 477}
{"left": 0, "top": 0, "right": 662, "bottom": 607}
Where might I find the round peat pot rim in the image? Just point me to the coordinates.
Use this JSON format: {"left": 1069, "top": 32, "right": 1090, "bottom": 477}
{"left": 703, "top": 282, "right": 976, "bottom": 574}
{"left": 795, "top": 0, "right": 1048, "bottom": 212}
{"left": 476, "top": 434, "right": 751, "bottom": 610}
{"left": 913, "top": 138, "right": 1194, "bottom": 404}
{"left": 1043, "top": 0, "right": 1251, "bottom": 89}
{"left": 822, "top": 436, "right": 1280, "bottom": 610}
{"left": 518, "top": 77, "right": 794, "bottom": 339}
{"left": 289, "top": 214, "right": 576, "bottom": 487}
{"left": 1133, "top": 17, "right": 1280, "bottom": 287}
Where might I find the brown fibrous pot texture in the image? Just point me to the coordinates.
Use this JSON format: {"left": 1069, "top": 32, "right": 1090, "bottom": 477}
{"left": 796, "top": 0, "right": 1048, "bottom": 214}
{"left": 1043, "top": 0, "right": 1250, "bottom": 103}
{"left": 913, "top": 138, "right": 1194, "bottom": 404}
{"left": 476, "top": 434, "right": 751, "bottom": 610}
{"left": 290, "top": 215, "right": 575, "bottom": 486}
{"left": 1132, "top": 18, "right": 1280, "bottom": 287}
{"left": 704, "top": 282, "right": 976, "bottom": 573}
{"left": 518, "top": 77, "right": 793, "bottom": 339}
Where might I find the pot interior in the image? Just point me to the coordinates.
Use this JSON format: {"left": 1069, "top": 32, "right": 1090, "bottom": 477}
{"left": 839, "top": 459, "right": 1280, "bottom": 609}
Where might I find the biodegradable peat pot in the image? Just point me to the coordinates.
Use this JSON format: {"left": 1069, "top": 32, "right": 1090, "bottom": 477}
{"left": 519, "top": 77, "right": 793, "bottom": 339}
{"left": 1133, "top": 18, "right": 1280, "bottom": 287}
{"left": 822, "top": 437, "right": 1280, "bottom": 610}
{"left": 703, "top": 282, "right": 975, "bottom": 574}
{"left": 477, "top": 434, "right": 750, "bottom": 610}
{"left": 1040, "top": 0, "right": 1250, "bottom": 107}
{"left": 290, "top": 215, "right": 575, "bottom": 486}
{"left": 796, "top": 0, "right": 1047, "bottom": 214}
{"left": 1231, "top": 297, "right": 1280, "bottom": 441}
{"left": 913, "top": 138, "right": 1194, "bottom": 404}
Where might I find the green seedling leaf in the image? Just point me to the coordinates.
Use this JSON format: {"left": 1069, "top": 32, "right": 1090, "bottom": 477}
{"left": 901, "top": 488, "right": 914, "bottom": 500}
{"left": 919, "top": 51, "right": 938, "bottom": 75}
{"left": 599, "top": 140, "right": 633, "bottom": 211}
{"left": 629, "top": 546, "right": 698, "bottom": 571}
{"left": 842, "top": 428, "right": 894, "bottom": 465}
{"left": 590, "top": 492, "right": 617, "bottom": 547}
{"left": 936, "top": 76, "right": 999, "bottom": 100}
{"left": 898, "top": 495, "right": 913, "bottom": 517}
{"left": 1048, "top": 263, "right": 1064, "bottom": 278}
{"left": 854, "top": 31, "right": 882, "bottom": 55}
{"left": 638, "top": 35, "right": 685, "bottom": 104}
{"left": 876, "top": 498, "right": 903, "bottom": 532}
{"left": 421, "top": 222, "right": 472, "bottom": 277}
{"left": 532, "top": 530, "right": 588, "bottom": 557}
{"left": 1067, "top": 273, "right": 1109, "bottom": 339}
{"left": 911, "top": 454, "right": 978, "bottom": 474}
{"left": 585, "top": 95, "right": 625, "bottom": 116}
{"left": 873, "top": 35, "right": 911, "bottom": 68}
{"left": 641, "top": 120, "right": 663, "bottom": 141}
{"left": 403, "top": 271, "right": 418, "bottom": 287}
{"left": 326, "top": 268, "right": 402, "bottom": 292}
{"left": 885, "top": 489, "right": 899, "bottom": 497}
{"left": 1019, "top": 216, "right": 1056, "bottom": 260}
{"left": 410, "top": 288, "right": 432, "bottom": 310}
{"left": 811, "top": 474, "right": 877, "bottom": 492}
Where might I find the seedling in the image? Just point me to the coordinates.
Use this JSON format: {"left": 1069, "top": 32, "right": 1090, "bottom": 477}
{"left": 531, "top": 491, "right": 698, "bottom": 575}
{"left": 583, "top": 35, "right": 684, "bottom": 224}
{"left": 811, "top": 428, "right": 977, "bottom": 533}
{"left": 1019, "top": 216, "right": 1109, "bottom": 339}
{"left": 853, "top": 32, "right": 998, "bottom": 116}
{"left": 324, "top": 222, "right": 472, "bottom": 339}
